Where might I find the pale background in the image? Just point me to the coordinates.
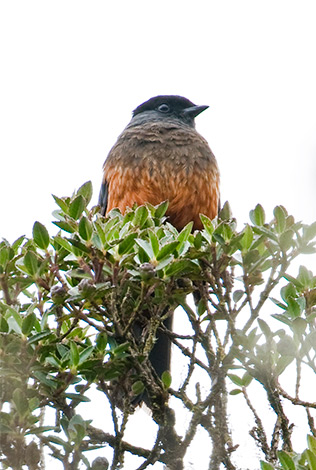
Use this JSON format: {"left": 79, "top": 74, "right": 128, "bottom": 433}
{"left": 1, "top": 1, "right": 316, "bottom": 468}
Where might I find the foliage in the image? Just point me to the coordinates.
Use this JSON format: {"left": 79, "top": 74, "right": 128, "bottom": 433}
{"left": 1, "top": 182, "right": 316, "bottom": 469}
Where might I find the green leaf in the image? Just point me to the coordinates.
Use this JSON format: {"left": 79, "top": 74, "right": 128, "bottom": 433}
{"left": 292, "top": 317, "right": 307, "bottom": 336}
{"left": 52, "top": 195, "right": 69, "bottom": 213}
{"left": 70, "top": 342, "right": 80, "bottom": 367}
{"left": 0, "top": 246, "right": 9, "bottom": 267}
{"left": 135, "top": 239, "right": 154, "bottom": 259}
{"left": 33, "top": 222, "right": 50, "bottom": 250}
{"left": 297, "top": 265, "right": 313, "bottom": 288}
{"left": 133, "top": 205, "right": 149, "bottom": 228}
{"left": 233, "top": 290, "right": 244, "bottom": 303}
{"left": 164, "top": 259, "right": 199, "bottom": 277}
{"left": 155, "top": 200, "right": 169, "bottom": 219}
{"left": 148, "top": 230, "right": 160, "bottom": 257}
{"left": 228, "top": 374, "right": 244, "bottom": 387}
{"left": 156, "top": 241, "right": 179, "bottom": 261}
{"left": 277, "top": 450, "right": 295, "bottom": 470}
{"left": 258, "top": 318, "right": 272, "bottom": 337}
{"left": 12, "top": 389, "right": 29, "bottom": 417}
{"left": 0, "top": 316, "right": 9, "bottom": 333}
{"left": 53, "top": 236, "right": 74, "bottom": 254}
{"left": 132, "top": 381, "right": 145, "bottom": 395}
{"left": 241, "top": 224, "right": 253, "bottom": 250}
{"left": 28, "top": 330, "right": 52, "bottom": 344}
{"left": 161, "top": 371, "right": 172, "bottom": 389}
{"left": 303, "top": 449, "right": 316, "bottom": 470}
{"left": 25, "top": 425, "right": 58, "bottom": 435}
{"left": 77, "top": 181, "right": 93, "bottom": 205}
{"left": 260, "top": 461, "right": 275, "bottom": 470}
{"left": 229, "top": 389, "right": 242, "bottom": 395}
{"left": 200, "top": 214, "right": 214, "bottom": 235}
{"left": 274, "top": 206, "right": 287, "bottom": 234}
{"left": 79, "top": 216, "right": 93, "bottom": 241}
{"left": 279, "top": 230, "right": 294, "bottom": 251}
{"left": 118, "top": 233, "right": 137, "bottom": 255}
{"left": 218, "top": 201, "right": 232, "bottom": 220}
{"left": 78, "top": 346, "right": 94, "bottom": 364}
{"left": 53, "top": 221, "right": 77, "bottom": 234}
{"left": 96, "top": 333, "right": 108, "bottom": 351}
{"left": 307, "top": 435, "right": 316, "bottom": 455}
{"left": 22, "top": 312, "right": 37, "bottom": 335}
{"left": 242, "top": 373, "right": 253, "bottom": 387}
{"left": 304, "top": 222, "right": 316, "bottom": 241}
{"left": 250, "top": 204, "right": 265, "bottom": 226}
{"left": 69, "top": 195, "right": 85, "bottom": 220}
{"left": 287, "top": 298, "right": 301, "bottom": 318}
{"left": 24, "top": 251, "right": 39, "bottom": 275}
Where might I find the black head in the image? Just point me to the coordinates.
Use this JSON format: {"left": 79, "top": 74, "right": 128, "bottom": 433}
{"left": 132, "top": 95, "right": 209, "bottom": 128}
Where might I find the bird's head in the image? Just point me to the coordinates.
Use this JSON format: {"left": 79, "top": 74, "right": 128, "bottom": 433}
{"left": 131, "top": 95, "right": 209, "bottom": 128}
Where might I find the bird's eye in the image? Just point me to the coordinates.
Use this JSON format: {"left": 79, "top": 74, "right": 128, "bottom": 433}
{"left": 157, "top": 104, "right": 170, "bottom": 113}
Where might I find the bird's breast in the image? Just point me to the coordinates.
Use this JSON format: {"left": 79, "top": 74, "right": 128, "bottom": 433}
{"left": 103, "top": 122, "right": 220, "bottom": 230}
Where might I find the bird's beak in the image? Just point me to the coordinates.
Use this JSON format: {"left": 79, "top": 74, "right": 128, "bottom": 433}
{"left": 182, "top": 104, "right": 209, "bottom": 118}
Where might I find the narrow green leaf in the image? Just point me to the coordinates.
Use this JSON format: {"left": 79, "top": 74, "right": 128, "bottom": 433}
{"left": 164, "top": 259, "right": 199, "bottom": 277}
{"left": 258, "top": 318, "right": 272, "bottom": 337}
{"left": 154, "top": 200, "right": 169, "bottom": 218}
{"left": 78, "top": 346, "right": 94, "bottom": 364}
{"left": 148, "top": 230, "right": 160, "bottom": 257}
{"left": 200, "top": 214, "right": 214, "bottom": 235}
{"left": 79, "top": 216, "right": 93, "bottom": 241}
{"left": 24, "top": 251, "right": 39, "bottom": 275}
{"left": 135, "top": 239, "right": 154, "bottom": 259}
{"left": 33, "top": 222, "right": 50, "bottom": 249}
{"left": 0, "top": 247, "right": 9, "bottom": 267}
{"left": 70, "top": 342, "right": 80, "bottom": 367}
{"left": 0, "top": 317, "right": 9, "bottom": 333}
{"left": 277, "top": 450, "right": 295, "bottom": 470}
{"left": 76, "top": 181, "right": 93, "bottom": 205}
{"left": 241, "top": 224, "right": 253, "bottom": 250}
{"left": 250, "top": 204, "right": 265, "bottom": 226}
{"left": 218, "top": 201, "right": 232, "bottom": 220}
{"left": 274, "top": 206, "right": 286, "bottom": 234}
{"left": 242, "top": 373, "right": 253, "bottom": 387}
{"left": 53, "top": 221, "right": 77, "bottom": 234}
{"left": 229, "top": 389, "right": 242, "bottom": 395}
{"left": 22, "top": 312, "right": 37, "bottom": 335}
{"left": 133, "top": 205, "right": 149, "bottom": 228}
{"left": 25, "top": 426, "right": 58, "bottom": 435}
{"left": 228, "top": 374, "right": 244, "bottom": 387}
{"left": 52, "top": 195, "right": 69, "bottom": 213}
{"left": 28, "top": 330, "right": 52, "bottom": 344}
{"left": 118, "top": 233, "right": 137, "bottom": 255}
{"left": 69, "top": 195, "right": 85, "bottom": 220}
{"left": 156, "top": 241, "right": 179, "bottom": 261}
{"left": 53, "top": 236, "right": 74, "bottom": 253}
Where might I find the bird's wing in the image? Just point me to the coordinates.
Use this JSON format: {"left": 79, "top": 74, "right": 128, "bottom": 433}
{"left": 98, "top": 177, "right": 109, "bottom": 216}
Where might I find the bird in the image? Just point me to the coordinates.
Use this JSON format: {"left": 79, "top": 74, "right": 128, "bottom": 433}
{"left": 99, "top": 95, "right": 220, "bottom": 406}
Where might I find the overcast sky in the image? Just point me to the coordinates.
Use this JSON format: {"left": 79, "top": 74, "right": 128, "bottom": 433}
{"left": 1, "top": 1, "right": 316, "bottom": 468}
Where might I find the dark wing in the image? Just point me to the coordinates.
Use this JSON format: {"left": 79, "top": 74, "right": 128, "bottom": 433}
{"left": 98, "top": 178, "right": 109, "bottom": 216}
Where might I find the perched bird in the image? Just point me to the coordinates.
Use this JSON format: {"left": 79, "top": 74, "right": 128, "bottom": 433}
{"left": 99, "top": 95, "right": 220, "bottom": 404}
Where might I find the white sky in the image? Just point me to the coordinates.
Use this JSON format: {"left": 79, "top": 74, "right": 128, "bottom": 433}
{"left": 1, "top": 1, "right": 316, "bottom": 468}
